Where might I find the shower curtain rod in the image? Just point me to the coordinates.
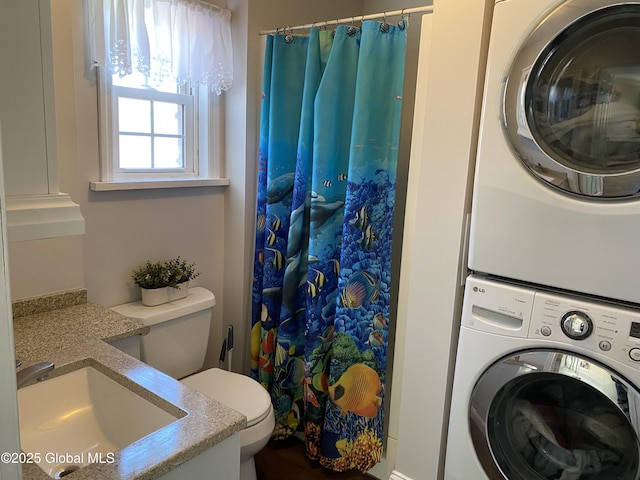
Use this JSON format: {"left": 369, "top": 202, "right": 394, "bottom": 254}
{"left": 259, "top": 5, "right": 434, "bottom": 35}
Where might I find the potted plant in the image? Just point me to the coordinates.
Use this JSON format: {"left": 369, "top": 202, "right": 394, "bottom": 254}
{"left": 131, "top": 257, "right": 200, "bottom": 306}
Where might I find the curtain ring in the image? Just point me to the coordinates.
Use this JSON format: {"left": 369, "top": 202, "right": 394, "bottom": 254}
{"left": 380, "top": 12, "right": 390, "bottom": 33}
{"left": 285, "top": 27, "right": 294, "bottom": 43}
{"left": 347, "top": 16, "right": 357, "bottom": 36}
{"left": 398, "top": 9, "right": 408, "bottom": 30}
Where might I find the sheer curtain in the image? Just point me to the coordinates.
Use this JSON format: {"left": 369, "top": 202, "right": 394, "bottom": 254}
{"left": 84, "top": 0, "right": 233, "bottom": 94}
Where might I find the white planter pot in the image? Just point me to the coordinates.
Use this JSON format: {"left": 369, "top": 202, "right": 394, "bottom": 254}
{"left": 140, "top": 282, "right": 189, "bottom": 307}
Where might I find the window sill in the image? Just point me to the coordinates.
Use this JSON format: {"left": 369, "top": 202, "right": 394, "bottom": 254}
{"left": 89, "top": 178, "right": 230, "bottom": 191}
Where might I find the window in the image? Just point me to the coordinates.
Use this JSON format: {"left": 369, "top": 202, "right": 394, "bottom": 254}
{"left": 85, "top": 0, "right": 232, "bottom": 191}
{"left": 91, "top": 69, "right": 226, "bottom": 190}
{"left": 113, "top": 73, "right": 193, "bottom": 173}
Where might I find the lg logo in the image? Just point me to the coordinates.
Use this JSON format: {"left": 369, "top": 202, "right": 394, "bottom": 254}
{"left": 472, "top": 286, "right": 486, "bottom": 293}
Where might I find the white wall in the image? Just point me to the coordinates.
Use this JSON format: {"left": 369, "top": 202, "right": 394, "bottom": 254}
{"left": 392, "top": 1, "right": 494, "bottom": 479}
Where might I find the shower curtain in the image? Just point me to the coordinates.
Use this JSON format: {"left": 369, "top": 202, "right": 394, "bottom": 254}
{"left": 250, "top": 20, "right": 407, "bottom": 473}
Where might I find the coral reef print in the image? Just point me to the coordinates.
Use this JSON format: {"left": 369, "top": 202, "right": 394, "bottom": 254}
{"left": 250, "top": 20, "right": 407, "bottom": 473}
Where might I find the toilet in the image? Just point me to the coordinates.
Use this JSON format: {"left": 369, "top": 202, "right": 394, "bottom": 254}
{"left": 111, "top": 287, "right": 274, "bottom": 480}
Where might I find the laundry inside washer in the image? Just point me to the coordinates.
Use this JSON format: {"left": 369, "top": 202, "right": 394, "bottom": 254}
{"left": 483, "top": 366, "right": 637, "bottom": 479}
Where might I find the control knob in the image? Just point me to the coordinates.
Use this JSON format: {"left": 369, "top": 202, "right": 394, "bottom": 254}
{"left": 560, "top": 311, "right": 593, "bottom": 340}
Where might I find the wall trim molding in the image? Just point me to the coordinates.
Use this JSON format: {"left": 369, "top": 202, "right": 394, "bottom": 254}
{"left": 389, "top": 471, "right": 414, "bottom": 480}
{"left": 5, "top": 193, "right": 85, "bottom": 242}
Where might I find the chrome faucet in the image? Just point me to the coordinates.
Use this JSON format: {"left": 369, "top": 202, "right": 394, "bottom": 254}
{"left": 16, "top": 361, "right": 54, "bottom": 388}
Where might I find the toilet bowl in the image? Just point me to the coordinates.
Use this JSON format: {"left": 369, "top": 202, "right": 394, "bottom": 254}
{"left": 181, "top": 368, "right": 275, "bottom": 480}
{"left": 111, "top": 287, "right": 274, "bottom": 480}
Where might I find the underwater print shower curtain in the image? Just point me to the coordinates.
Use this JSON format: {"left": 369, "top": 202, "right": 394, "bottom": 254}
{"left": 250, "top": 20, "right": 407, "bottom": 473}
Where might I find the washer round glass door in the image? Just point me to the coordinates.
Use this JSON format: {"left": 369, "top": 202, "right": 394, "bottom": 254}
{"left": 504, "top": 1, "right": 640, "bottom": 198}
{"left": 470, "top": 350, "right": 640, "bottom": 479}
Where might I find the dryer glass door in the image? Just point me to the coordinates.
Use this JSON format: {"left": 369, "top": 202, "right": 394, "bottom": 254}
{"left": 504, "top": 2, "right": 640, "bottom": 198}
{"left": 470, "top": 350, "right": 640, "bottom": 480}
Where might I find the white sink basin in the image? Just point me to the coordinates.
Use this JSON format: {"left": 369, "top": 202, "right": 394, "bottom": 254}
{"left": 18, "top": 366, "right": 180, "bottom": 479}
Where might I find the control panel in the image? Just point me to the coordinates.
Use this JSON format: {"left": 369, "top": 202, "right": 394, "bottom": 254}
{"left": 528, "top": 291, "right": 640, "bottom": 369}
{"left": 464, "top": 275, "right": 640, "bottom": 369}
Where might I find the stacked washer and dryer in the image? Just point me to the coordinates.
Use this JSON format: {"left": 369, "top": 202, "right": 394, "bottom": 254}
{"left": 445, "top": 1, "right": 640, "bottom": 479}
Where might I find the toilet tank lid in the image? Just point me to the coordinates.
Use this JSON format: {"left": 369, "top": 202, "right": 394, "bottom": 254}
{"left": 111, "top": 287, "right": 215, "bottom": 326}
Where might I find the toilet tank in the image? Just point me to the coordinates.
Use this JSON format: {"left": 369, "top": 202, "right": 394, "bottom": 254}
{"left": 111, "top": 287, "right": 215, "bottom": 379}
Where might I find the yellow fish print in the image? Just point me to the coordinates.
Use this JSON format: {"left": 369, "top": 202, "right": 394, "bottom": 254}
{"left": 250, "top": 322, "right": 262, "bottom": 370}
{"left": 328, "top": 363, "right": 382, "bottom": 418}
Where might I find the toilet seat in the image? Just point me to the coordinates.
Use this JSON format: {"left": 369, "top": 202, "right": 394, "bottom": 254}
{"left": 181, "top": 368, "right": 272, "bottom": 427}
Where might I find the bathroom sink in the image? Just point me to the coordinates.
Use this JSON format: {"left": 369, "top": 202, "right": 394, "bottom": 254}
{"left": 17, "top": 365, "right": 180, "bottom": 479}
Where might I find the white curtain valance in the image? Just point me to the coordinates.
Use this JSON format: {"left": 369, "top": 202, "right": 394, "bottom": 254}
{"left": 84, "top": 0, "right": 233, "bottom": 94}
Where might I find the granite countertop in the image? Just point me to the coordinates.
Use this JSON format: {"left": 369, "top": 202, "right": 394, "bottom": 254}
{"left": 12, "top": 291, "right": 247, "bottom": 480}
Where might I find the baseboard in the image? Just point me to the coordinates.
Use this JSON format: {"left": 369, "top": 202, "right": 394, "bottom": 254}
{"left": 389, "top": 471, "right": 414, "bottom": 480}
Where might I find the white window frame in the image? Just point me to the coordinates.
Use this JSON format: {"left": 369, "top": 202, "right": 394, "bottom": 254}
{"left": 90, "top": 68, "right": 228, "bottom": 191}
{"left": 112, "top": 85, "right": 196, "bottom": 178}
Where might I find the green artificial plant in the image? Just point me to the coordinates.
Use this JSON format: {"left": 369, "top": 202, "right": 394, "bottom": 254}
{"left": 131, "top": 257, "right": 200, "bottom": 289}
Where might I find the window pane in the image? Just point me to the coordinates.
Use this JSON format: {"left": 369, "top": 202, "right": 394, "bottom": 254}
{"left": 119, "top": 135, "right": 152, "bottom": 169}
{"left": 154, "top": 137, "right": 184, "bottom": 168}
{"left": 119, "top": 98, "right": 151, "bottom": 133}
{"left": 154, "top": 102, "right": 183, "bottom": 135}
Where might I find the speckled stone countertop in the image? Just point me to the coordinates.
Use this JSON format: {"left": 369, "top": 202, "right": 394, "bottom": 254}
{"left": 12, "top": 291, "right": 246, "bottom": 480}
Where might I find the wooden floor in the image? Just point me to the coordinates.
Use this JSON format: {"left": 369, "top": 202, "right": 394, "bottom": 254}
{"left": 255, "top": 437, "right": 374, "bottom": 480}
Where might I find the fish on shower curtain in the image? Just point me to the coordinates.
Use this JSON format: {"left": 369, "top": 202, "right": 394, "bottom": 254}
{"left": 251, "top": 19, "right": 407, "bottom": 473}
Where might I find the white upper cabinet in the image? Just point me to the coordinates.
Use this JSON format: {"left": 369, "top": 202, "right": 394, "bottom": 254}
{"left": 0, "top": 0, "right": 84, "bottom": 242}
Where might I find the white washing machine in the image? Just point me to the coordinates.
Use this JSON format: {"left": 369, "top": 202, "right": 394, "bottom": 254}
{"left": 445, "top": 275, "right": 640, "bottom": 480}
{"left": 469, "top": 0, "right": 640, "bottom": 304}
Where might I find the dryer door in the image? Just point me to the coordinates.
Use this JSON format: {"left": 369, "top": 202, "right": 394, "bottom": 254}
{"left": 504, "top": 1, "right": 640, "bottom": 199}
{"left": 470, "top": 350, "right": 640, "bottom": 480}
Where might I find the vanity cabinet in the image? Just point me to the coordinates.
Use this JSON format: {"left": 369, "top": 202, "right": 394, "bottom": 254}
{"left": 159, "top": 434, "right": 241, "bottom": 480}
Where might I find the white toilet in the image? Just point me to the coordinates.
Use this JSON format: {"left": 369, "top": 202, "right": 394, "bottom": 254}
{"left": 111, "top": 287, "right": 275, "bottom": 480}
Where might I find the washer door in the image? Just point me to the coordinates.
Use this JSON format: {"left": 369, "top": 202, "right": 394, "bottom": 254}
{"left": 504, "top": 1, "right": 640, "bottom": 198}
{"left": 470, "top": 350, "right": 640, "bottom": 479}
